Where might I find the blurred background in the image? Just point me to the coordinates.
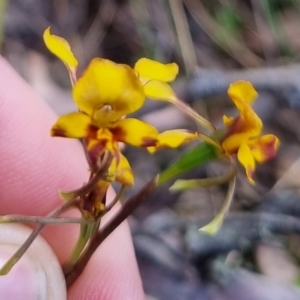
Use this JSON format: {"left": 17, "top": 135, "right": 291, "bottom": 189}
{"left": 2, "top": 0, "right": 300, "bottom": 299}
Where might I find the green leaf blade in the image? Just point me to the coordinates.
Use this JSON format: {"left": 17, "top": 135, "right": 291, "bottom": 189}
{"left": 158, "top": 143, "right": 218, "bottom": 186}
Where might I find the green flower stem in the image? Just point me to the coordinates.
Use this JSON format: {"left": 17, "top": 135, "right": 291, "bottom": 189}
{"left": 64, "top": 222, "right": 100, "bottom": 274}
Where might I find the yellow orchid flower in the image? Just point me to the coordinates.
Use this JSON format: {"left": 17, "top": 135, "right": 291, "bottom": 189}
{"left": 163, "top": 81, "right": 279, "bottom": 236}
{"left": 51, "top": 103, "right": 158, "bottom": 187}
{"left": 150, "top": 81, "right": 279, "bottom": 236}
{"left": 221, "top": 81, "right": 279, "bottom": 184}
{"left": 44, "top": 28, "right": 159, "bottom": 186}
{"left": 49, "top": 58, "right": 158, "bottom": 146}
{"left": 149, "top": 81, "right": 279, "bottom": 184}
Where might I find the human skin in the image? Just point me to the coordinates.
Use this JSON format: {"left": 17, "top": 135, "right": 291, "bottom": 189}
{"left": 0, "top": 56, "right": 144, "bottom": 299}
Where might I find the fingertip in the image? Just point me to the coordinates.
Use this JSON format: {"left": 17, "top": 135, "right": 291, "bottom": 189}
{"left": 0, "top": 56, "right": 144, "bottom": 299}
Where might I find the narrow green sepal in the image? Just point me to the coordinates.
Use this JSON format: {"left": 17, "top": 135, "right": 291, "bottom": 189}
{"left": 199, "top": 174, "right": 236, "bottom": 235}
{"left": 158, "top": 143, "right": 218, "bottom": 186}
{"left": 170, "top": 162, "right": 236, "bottom": 191}
{"left": 170, "top": 178, "right": 216, "bottom": 191}
{"left": 199, "top": 217, "right": 223, "bottom": 236}
{"left": 59, "top": 190, "right": 77, "bottom": 201}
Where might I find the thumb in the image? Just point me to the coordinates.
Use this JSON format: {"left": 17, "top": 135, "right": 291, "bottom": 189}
{"left": 0, "top": 224, "right": 66, "bottom": 299}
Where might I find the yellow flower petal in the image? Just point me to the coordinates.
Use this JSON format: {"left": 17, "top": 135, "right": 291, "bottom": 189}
{"left": 223, "top": 115, "right": 235, "bottom": 126}
{"left": 73, "top": 58, "right": 145, "bottom": 123}
{"left": 148, "top": 130, "right": 198, "bottom": 153}
{"left": 143, "top": 80, "right": 176, "bottom": 101}
{"left": 237, "top": 142, "right": 255, "bottom": 184}
{"left": 43, "top": 27, "right": 78, "bottom": 69}
{"left": 247, "top": 134, "right": 280, "bottom": 163}
{"left": 105, "top": 153, "right": 134, "bottom": 186}
{"left": 222, "top": 115, "right": 262, "bottom": 153}
{"left": 228, "top": 81, "right": 258, "bottom": 105}
{"left": 96, "top": 129, "right": 120, "bottom": 155}
{"left": 110, "top": 118, "right": 158, "bottom": 147}
{"left": 229, "top": 101, "right": 262, "bottom": 135}
{"left": 135, "top": 58, "right": 179, "bottom": 82}
{"left": 51, "top": 112, "right": 94, "bottom": 138}
{"left": 91, "top": 180, "right": 111, "bottom": 215}
{"left": 222, "top": 131, "right": 254, "bottom": 154}
{"left": 222, "top": 93, "right": 263, "bottom": 153}
{"left": 115, "top": 154, "right": 134, "bottom": 186}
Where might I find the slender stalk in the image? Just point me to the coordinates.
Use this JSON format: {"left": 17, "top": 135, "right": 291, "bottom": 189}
{"left": 0, "top": 215, "right": 94, "bottom": 225}
{"left": 0, "top": 0, "right": 7, "bottom": 52}
{"left": 173, "top": 98, "right": 216, "bottom": 132}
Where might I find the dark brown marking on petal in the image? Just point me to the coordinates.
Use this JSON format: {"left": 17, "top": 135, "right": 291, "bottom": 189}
{"left": 262, "top": 137, "right": 278, "bottom": 161}
{"left": 141, "top": 137, "right": 158, "bottom": 147}
{"left": 51, "top": 127, "right": 67, "bottom": 137}
{"left": 223, "top": 116, "right": 246, "bottom": 140}
{"left": 109, "top": 126, "right": 125, "bottom": 141}
{"left": 110, "top": 126, "right": 157, "bottom": 147}
{"left": 87, "top": 124, "right": 99, "bottom": 139}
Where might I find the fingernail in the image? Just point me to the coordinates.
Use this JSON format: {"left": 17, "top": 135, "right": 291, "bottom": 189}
{"left": 0, "top": 224, "right": 66, "bottom": 300}
{"left": 0, "top": 245, "right": 47, "bottom": 299}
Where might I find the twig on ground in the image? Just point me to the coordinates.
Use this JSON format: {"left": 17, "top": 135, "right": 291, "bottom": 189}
{"left": 134, "top": 210, "right": 300, "bottom": 260}
{"left": 188, "top": 64, "right": 300, "bottom": 103}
